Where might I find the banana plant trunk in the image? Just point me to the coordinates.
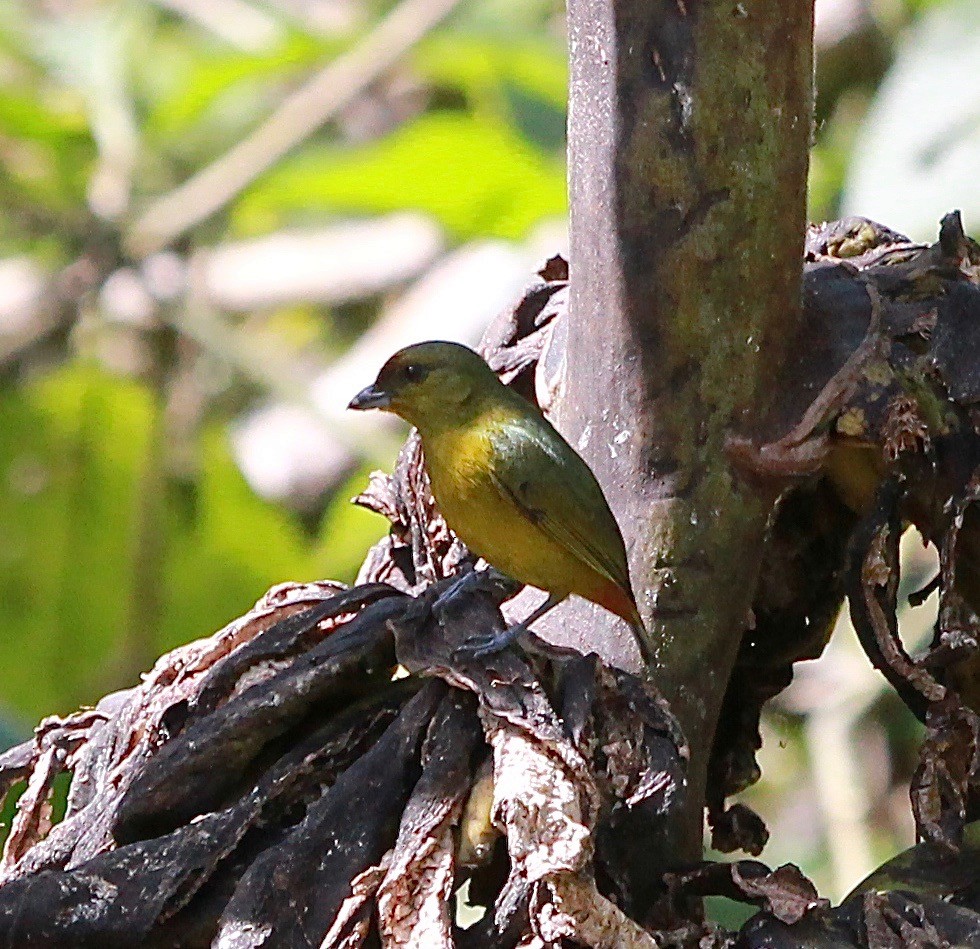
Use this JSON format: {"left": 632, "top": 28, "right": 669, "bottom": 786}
{"left": 547, "top": 0, "right": 815, "bottom": 866}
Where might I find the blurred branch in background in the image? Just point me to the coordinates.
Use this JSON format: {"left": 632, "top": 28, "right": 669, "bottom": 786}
{"left": 198, "top": 212, "right": 442, "bottom": 311}
{"left": 0, "top": 253, "right": 118, "bottom": 375}
{"left": 151, "top": 0, "right": 286, "bottom": 52}
{"left": 114, "top": 317, "right": 176, "bottom": 687}
{"left": 126, "top": 0, "right": 467, "bottom": 256}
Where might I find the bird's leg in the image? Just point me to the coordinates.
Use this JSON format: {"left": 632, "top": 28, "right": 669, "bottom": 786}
{"left": 434, "top": 561, "right": 479, "bottom": 609}
{"left": 460, "top": 593, "right": 566, "bottom": 659}
{"left": 434, "top": 564, "right": 519, "bottom": 615}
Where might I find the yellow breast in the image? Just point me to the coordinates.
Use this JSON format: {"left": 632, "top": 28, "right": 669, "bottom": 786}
{"left": 422, "top": 418, "right": 582, "bottom": 598}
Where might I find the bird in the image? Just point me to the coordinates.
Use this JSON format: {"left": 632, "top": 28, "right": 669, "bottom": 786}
{"left": 348, "top": 340, "right": 654, "bottom": 665}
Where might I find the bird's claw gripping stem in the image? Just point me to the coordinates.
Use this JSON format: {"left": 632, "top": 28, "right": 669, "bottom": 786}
{"left": 453, "top": 590, "right": 564, "bottom": 659}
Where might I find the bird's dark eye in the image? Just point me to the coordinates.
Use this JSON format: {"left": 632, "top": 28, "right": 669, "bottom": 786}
{"left": 404, "top": 364, "right": 426, "bottom": 383}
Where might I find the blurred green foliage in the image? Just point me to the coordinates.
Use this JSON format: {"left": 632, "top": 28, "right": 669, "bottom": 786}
{"left": 240, "top": 111, "right": 566, "bottom": 239}
{"left": 0, "top": 360, "right": 382, "bottom": 716}
{"left": 0, "top": 0, "right": 568, "bottom": 727}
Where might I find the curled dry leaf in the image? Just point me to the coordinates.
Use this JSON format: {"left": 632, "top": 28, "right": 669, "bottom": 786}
{"left": 319, "top": 856, "right": 391, "bottom": 949}
{"left": 531, "top": 874, "right": 661, "bottom": 949}
{"left": 668, "top": 860, "right": 826, "bottom": 927}
{"left": 708, "top": 802, "right": 770, "bottom": 858}
{"left": 911, "top": 697, "right": 980, "bottom": 855}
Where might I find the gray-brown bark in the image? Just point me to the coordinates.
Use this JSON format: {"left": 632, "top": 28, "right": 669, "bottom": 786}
{"left": 552, "top": 0, "right": 815, "bottom": 862}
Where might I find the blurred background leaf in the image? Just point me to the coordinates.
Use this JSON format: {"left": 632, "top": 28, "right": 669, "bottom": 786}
{"left": 239, "top": 113, "right": 566, "bottom": 239}
{"left": 0, "top": 0, "right": 974, "bottom": 909}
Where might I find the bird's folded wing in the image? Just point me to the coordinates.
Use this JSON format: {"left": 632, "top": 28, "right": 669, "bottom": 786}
{"left": 487, "top": 421, "right": 633, "bottom": 597}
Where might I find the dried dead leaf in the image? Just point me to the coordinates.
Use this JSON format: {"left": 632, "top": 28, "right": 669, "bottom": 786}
{"left": 320, "top": 856, "right": 391, "bottom": 949}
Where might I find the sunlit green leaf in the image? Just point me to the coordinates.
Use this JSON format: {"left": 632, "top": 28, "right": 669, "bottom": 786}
{"left": 238, "top": 113, "right": 567, "bottom": 240}
{"left": 0, "top": 362, "right": 386, "bottom": 720}
{"left": 145, "top": 31, "right": 332, "bottom": 144}
{"left": 414, "top": 33, "right": 567, "bottom": 113}
{"left": 314, "top": 466, "right": 389, "bottom": 587}
{"left": 0, "top": 364, "right": 153, "bottom": 716}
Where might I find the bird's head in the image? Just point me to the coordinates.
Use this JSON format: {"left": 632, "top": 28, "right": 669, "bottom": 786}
{"left": 348, "top": 341, "right": 499, "bottom": 431}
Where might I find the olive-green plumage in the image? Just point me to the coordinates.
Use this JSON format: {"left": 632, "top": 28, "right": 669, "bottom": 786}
{"left": 349, "top": 341, "right": 653, "bottom": 665}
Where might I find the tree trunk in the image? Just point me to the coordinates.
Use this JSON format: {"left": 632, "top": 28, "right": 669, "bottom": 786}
{"left": 551, "top": 0, "right": 815, "bottom": 861}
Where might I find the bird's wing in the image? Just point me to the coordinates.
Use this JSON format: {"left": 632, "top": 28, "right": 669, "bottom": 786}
{"left": 487, "top": 417, "right": 634, "bottom": 597}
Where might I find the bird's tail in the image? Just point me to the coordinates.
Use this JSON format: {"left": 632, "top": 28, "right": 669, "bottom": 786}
{"left": 624, "top": 602, "right": 656, "bottom": 671}
{"left": 600, "top": 582, "right": 656, "bottom": 670}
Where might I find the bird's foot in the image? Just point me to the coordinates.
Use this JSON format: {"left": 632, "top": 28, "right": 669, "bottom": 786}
{"left": 457, "top": 622, "right": 526, "bottom": 659}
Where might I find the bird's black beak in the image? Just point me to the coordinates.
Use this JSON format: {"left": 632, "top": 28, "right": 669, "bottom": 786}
{"left": 348, "top": 383, "right": 391, "bottom": 411}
